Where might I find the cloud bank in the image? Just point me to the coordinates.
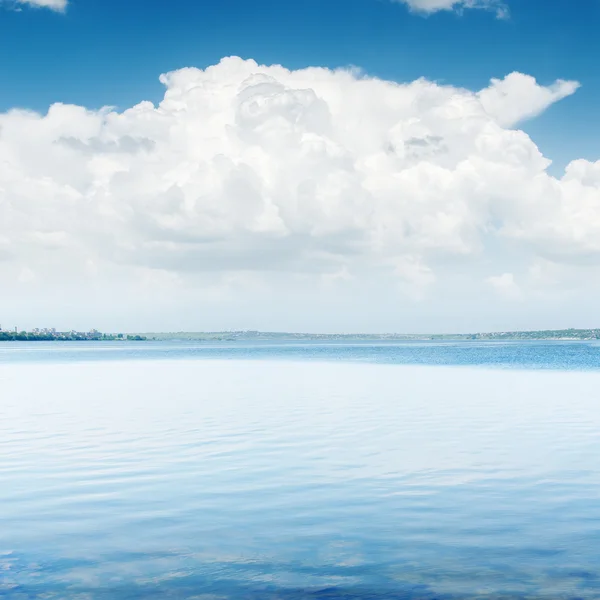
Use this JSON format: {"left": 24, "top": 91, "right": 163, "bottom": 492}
{"left": 1, "top": 57, "right": 598, "bottom": 330}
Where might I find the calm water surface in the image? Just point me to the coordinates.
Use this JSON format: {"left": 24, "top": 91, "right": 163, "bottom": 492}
{"left": 1, "top": 342, "right": 600, "bottom": 598}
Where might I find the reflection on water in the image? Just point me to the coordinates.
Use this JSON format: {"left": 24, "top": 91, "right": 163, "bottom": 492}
{"left": 2, "top": 351, "right": 600, "bottom": 598}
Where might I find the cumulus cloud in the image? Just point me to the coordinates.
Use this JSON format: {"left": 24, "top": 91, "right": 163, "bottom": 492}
{"left": 394, "top": 0, "right": 507, "bottom": 17}
{"left": 478, "top": 73, "right": 580, "bottom": 127}
{"left": 1, "top": 56, "right": 597, "bottom": 328}
{"left": 15, "top": 0, "right": 67, "bottom": 11}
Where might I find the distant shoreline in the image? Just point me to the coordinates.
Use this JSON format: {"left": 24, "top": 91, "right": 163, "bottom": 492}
{"left": 3, "top": 329, "right": 598, "bottom": 342}
{"left": 141, "top": 329, "right": 600, "bottom": 342}
{"left": 0, "top": 331, "right": 146, "bottom": 342}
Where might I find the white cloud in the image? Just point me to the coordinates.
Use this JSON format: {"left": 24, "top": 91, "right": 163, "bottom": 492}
{"left": 394, "top": 0, "right": 507, "bottom": 17}
{"left": 8, "top": 0, "right": 506, "bottom": 17}
{"left": 1, "top": 57, "right": 598, "bottom": 330}
{"left": 486, "top": 273, "right": 521, "bottom": 299}
{"left": 17, "top": 266, "right": 36, "bottom": 284}
{"left": 478, "top": 73, "right": 580, "bottom": 127}
{"left": 16, "top": 0, "right": 67, "bottom": 11}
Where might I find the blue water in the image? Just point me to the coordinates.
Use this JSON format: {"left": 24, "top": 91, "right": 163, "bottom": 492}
{"left": 2, "top": 342, "right": 600, "bottom": 599}
{"left": 1, "top": 338, "right": 600, "bottom": 370}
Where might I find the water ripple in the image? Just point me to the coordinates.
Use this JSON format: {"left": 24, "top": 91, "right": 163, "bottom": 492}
{"left": 2, "top": 354, "right": 600, "bottom": 598}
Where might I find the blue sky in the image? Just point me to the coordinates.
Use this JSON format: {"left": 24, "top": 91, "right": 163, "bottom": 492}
{"left": 1, "top": 0, "right": 599, "bottom": 172}
{"left": 3, "top": 0, "right": 600, "bottom": 332}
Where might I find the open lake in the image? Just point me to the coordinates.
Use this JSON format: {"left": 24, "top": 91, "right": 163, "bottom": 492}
{"left": 2, "top": 341, "right": 600, "bottom": 598}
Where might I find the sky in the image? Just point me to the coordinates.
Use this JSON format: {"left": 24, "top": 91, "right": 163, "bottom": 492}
{"left": 1, "top": 0, "right": 600, "bottom": 333}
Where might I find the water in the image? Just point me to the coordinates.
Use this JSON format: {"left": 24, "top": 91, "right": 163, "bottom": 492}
{"left": 1, "top": 339, "right": 600, "bottom": 370}
{"left": 1, "top": 342, "right": 600, "bottom": 598}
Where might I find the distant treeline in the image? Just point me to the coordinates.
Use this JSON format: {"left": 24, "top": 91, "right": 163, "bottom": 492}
{"left": 464, "top": 329, "right": 600, "bottom": 341}
{"left": 0, "top": 331, "right": 147, "bottom": 342}
{"left": 142, "top": 329, "right": 600, "bottom": 342}
{"left": 3, "top": 328, "right": 600, "bottom": 342}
